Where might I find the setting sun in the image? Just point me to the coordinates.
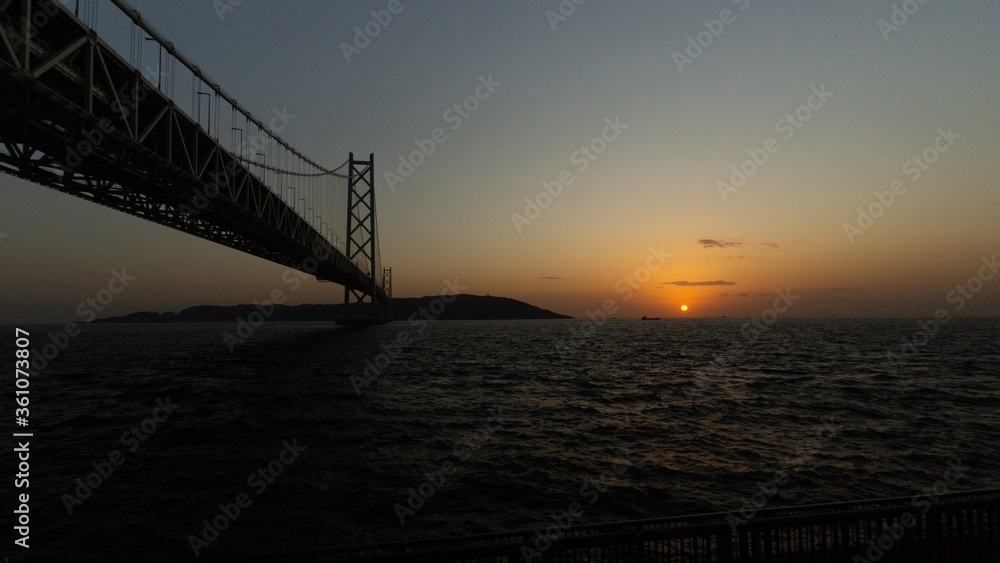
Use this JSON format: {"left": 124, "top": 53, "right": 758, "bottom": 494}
{"left": 680, "top": 305, "right": 688, "bottom": 312}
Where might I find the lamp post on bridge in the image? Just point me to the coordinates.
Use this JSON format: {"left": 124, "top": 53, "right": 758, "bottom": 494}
{"left": 256, "top": 152, "right": 266, "bottom": 187}
{"left": 231, "top": 127, "right": 243, "bottom": 159}
{"left": 196, "top": 91, "right": 211, "bottom": 136}
{"left": 142, "top": 36, "right": 163, "bottom": 91}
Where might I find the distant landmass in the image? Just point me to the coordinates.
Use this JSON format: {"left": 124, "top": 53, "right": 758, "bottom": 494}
{"left": 91, "top": 294, "right": 573, "bottom": 323}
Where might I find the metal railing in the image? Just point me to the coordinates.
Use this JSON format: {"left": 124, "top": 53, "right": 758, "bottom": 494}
{"left": 215, "top": 488, "right": 1000, "bottom": 562}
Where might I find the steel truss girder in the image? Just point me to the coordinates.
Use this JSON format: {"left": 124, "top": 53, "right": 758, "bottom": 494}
{"left": 0, "top": 0, "right": 387, "bottom": 297}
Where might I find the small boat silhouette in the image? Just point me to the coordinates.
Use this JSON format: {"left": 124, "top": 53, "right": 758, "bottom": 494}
{"left": 640, "top": 315, "right": 660, "bottom": 320}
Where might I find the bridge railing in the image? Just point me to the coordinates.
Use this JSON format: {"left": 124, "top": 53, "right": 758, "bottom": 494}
{"left": 214, "top": 488, "right": 1000, "bottom": 562}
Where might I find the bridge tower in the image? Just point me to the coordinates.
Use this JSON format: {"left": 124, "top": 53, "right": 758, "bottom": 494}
{"left": 382, "top": 266, "right": 393, "bottom": 318}
{"left": 343, "top": 153, "right": 388, "bottom": 321}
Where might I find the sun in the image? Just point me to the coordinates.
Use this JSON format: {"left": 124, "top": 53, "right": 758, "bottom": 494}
{"left": 680, "top": 305, "right": 688, "bottom": 312}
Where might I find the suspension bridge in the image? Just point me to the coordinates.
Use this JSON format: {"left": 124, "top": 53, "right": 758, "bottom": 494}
{"left": 0, "top": 0, "right": 391, "bottom": 323}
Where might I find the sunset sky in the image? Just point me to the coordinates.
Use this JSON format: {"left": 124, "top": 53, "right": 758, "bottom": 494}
{"left": 2, "top": 0, "right": 999, "bottom": 323}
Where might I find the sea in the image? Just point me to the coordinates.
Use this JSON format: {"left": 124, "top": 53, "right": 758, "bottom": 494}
{"left": 2, "top": 318, "right": 999, "bottom": 561}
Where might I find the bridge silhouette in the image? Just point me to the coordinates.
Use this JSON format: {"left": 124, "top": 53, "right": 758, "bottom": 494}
{"left": 0, "top": 0, "right": 391, "bottom": 323}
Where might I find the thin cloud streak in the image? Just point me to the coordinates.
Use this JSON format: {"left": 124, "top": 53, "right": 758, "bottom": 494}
{"left": 661, "top": 280, "right": 736, "bottom": 287}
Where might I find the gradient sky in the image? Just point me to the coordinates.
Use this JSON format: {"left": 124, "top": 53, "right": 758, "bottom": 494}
{"left": 2, "top": 0, "right": 999, "bottom": 323}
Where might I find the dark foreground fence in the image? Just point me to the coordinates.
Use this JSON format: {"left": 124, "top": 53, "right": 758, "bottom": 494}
{"left": 222, "top": 488, "right": 1000, "bottom": 562}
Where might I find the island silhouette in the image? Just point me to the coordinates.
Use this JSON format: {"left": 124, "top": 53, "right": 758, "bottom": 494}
{"left": 91, "top": 294, "right": 574, "bottom": 323}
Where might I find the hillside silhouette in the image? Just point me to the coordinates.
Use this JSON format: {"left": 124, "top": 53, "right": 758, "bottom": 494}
{"left": 92, "top": 294, "right": 572, "bottom": 323}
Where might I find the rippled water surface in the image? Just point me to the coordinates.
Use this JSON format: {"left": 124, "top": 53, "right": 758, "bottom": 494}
{"left": 4, "top": 318, "right": 999, "bottom": 561}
